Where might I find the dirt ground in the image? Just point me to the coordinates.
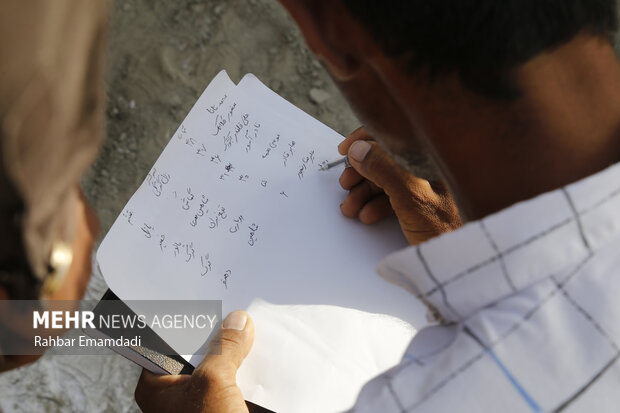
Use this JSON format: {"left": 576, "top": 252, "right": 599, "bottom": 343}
{"left": 0, "top": 1, "right": 357, "bottom": 412}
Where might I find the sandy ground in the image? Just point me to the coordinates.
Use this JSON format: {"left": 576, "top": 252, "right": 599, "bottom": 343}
{"left": 0, "top": 1, "right": 357, "bottom": 412}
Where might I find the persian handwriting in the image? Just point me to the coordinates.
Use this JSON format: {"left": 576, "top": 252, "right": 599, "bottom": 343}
{"left": 212, "top": 114, "right": 227, "bottom": 136}
{"left": 248, "top": 223, "right": 259, "bottom": 247}
{"left": 190, "top": 195, "right": 209, "bottom": 227}
{"left": 262, "top": 134, "right": 280, "bottom": 159}
{"left": 147, "top": 168, "right": 171, "bottom": 197}
{"left": 302, "top": 150, "right": 315, "bottom": 165}
{"left": 185, "top": 242, "right": 195, "bottom": 263}
{"left": 297, "top": 163, "right": 307, "bottom": 180}
{"left": 222, "top": 269, "right": 231, "bottom": 289}
{"left": 223, "top": 132, "right": 234, "bottom": 151}
{"left": 227, "top": 103, "right": 237, "bottom": 121}
{"left": 209, "top": 216, "right": 219, "bottom": 229}
{"left": 208, "top": 205, "right": 227, "bottom": 229}
{"left": 176, "top": 125, "right": 188, "bottom": 140}
{"left": 177, "top": 125, "right": 198, "bottom": 148}
{"left": 196, "top": 143, "right": 207, "bottom": 156}
{"left": 122, "top": 210, "right": 134, "bottom": 225}
{"left": 206, "top": 94, "right": 228, "bottom": 114}
{"left": 232, "top": 114, "right": 250, "bottom": 138}
{"left": 141, "top": 223, "right": 154, "bottom": 239}
{"left": 201, "top": 254, "right": 212, "bottom": 276}
{"left": 244, "top": 123, "right": 261, "bottom": 153}
{"left": 126, "top": 84, "right": 332, "bottom": 289}
{"left": 297, "top": 150, "right": 316, "bottom": 181}
{"left": 181, "top": 187, "right": 195, "bottom": 211}
{"left": 222, "top": 113, "right": 250, "bottom": 151}
{"left": 218, "top": 206, "right": 228, "bottom": 220}
{"left": 173, "top": 242, "right": 182, "bottom": 257}
{"left": 219, "top": 163, "right": 235, "bottom": 180}
{"left": 229, "top": 215, "right": 244, "bottom": 233}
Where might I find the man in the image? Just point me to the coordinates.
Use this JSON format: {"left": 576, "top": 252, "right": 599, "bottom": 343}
{"left": 136, "top": 0, "right": 620, "bottom": 412}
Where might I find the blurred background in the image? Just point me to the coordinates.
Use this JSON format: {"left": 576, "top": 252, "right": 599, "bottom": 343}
{"left": 1, "top": 0, "right": 620, "bottom": 411}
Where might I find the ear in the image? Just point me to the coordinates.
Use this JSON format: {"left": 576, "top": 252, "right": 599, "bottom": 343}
{"left": 279, "top": 0, "right": 361, "bottom": 80}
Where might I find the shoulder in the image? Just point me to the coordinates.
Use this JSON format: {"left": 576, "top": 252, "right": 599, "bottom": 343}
{"left": 351, "top": 271, "right": 620, "bottom": 412}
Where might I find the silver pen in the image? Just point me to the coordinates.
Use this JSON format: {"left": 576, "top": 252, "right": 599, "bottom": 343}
{"left": 319, "top": 156, "right": 351, "bottom": 171}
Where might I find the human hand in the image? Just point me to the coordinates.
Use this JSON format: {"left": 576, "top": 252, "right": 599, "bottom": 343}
{"left": 338, "top": 127, "right": 462, "bottom": 245}
{"left": 135, "top": 311, "right": 255, "bottom": 413}
{"left": 46, "top": 189, "right": 99, "bottom": 301}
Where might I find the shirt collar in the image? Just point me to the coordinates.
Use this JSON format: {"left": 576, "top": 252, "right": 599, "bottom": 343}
{"left": 378, "top": 163, "right": 620, "bottom": 323}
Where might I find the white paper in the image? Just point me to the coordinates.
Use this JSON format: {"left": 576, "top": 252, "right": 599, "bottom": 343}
{"left": 97, "top": 71, "right": 427, "bottom": 412}
{"left": 238, "top": 300, "right": 417, "bottom": 413}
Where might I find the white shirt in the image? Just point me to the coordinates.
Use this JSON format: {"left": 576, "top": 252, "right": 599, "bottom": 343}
{"left": 349, "top": 162, "right": 620, "bottom": 413}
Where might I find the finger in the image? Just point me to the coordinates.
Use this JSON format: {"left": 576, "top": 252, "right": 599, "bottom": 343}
{"left": 347, "top": 140, "right": 429, "bottom": 193}
{"left": 135, "top": 369, "right": 190, "bottom": 411}
{"left": 340, "top": 180, "right": 383, "bottom": 218}
{"left": 136, "top": 312, "right": 254, "bottom": 412}
{"left": 137, "top": 368, "right": 189, "bottom": 389}
{"left": 195, "top": 311, "right": 255, "bottom": 386}
{"left": 358, "top": 195, "right": 395, "bottom": 224}
{"left": 339, "top": 167, "right": 364, "bottom": 190}
{"left": 338, "top": 126, "right": 373, "bottom": 155}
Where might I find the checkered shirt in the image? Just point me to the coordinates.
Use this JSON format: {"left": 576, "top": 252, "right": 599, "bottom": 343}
{"left": 348, "top": 162, "right": 620, "bottom": 413}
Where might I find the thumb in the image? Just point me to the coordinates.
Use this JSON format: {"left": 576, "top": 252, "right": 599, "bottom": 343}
{"left": 195, "top": 310, "right": 255, "bottom": 387}
{"left": 347, "top": 140, "right": 418, "bottom": 191}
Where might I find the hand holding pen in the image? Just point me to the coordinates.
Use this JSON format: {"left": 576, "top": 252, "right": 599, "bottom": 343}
{"left": 331, "top": 126, "right": 462, "bottom": 245}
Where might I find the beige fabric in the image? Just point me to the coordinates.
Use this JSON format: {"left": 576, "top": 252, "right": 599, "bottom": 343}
{"left": 0, "top": 0, "right": 108, "bottom": 280}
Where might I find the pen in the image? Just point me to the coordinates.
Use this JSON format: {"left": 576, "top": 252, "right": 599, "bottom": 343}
{"left": 319, "top": 156, "right": 351, "bottom": 171}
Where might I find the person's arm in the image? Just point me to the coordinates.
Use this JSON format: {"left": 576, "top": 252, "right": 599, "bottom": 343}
{"left": 0, "top": 189, "right": 99, "bottom": 373}
{"left": 134, "top": 311, "right": 254, "bottom": 413}
{"left": 338, "top": 127, "right": 462, "bottom": 245}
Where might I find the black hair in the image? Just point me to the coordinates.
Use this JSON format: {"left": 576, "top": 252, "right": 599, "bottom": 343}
{"left": 342, "top": 0, "right": 619, "bottom": 99}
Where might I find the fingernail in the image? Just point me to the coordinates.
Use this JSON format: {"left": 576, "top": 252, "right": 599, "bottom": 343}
{"left": 349, "top": 141, "right": 371, "bottom": 162}
{"left": 223, "top": 311, "right": 247, "bottom": 330}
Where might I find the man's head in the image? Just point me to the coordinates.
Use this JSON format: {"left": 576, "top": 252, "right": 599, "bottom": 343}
{"left": 279, "top": 0, "right": 619, "bottom": 181}
{"left": 343, "top": 0, "right": 618, "bottom": 99}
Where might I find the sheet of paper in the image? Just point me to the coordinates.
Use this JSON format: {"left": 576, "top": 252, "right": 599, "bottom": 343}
{"left": 97, "top": 71, "right": 427, "bottom": 411}
{"left": 238, "top": 300, "right": 417, "bottom": 413}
